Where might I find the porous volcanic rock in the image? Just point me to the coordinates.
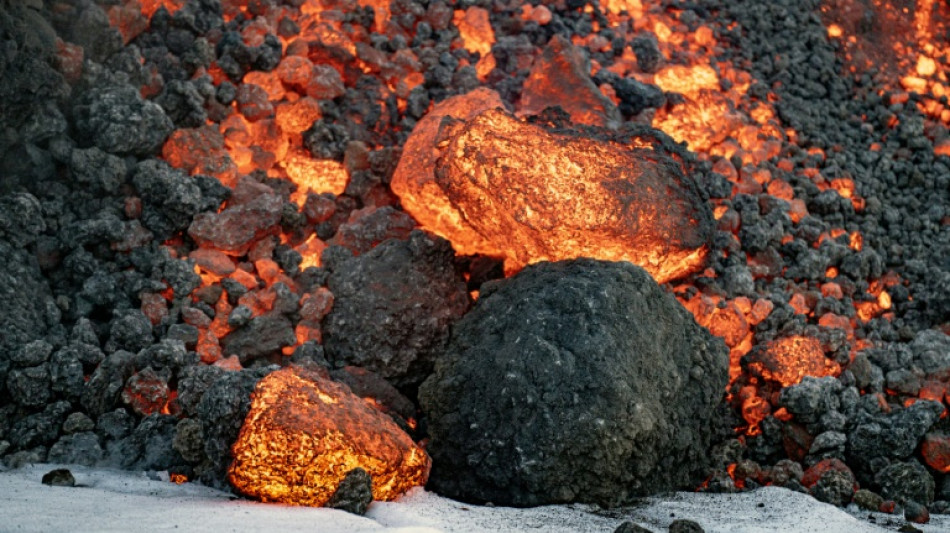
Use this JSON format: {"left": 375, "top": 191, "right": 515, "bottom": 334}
{"left": 322, "top": 230, "right": 470, "bottom": 387}
{"left": 419, "top": 259, "right": 729, "bottom": 507}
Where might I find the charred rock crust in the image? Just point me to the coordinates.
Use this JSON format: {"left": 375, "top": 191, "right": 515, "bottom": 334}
{"left": 419, "top": 259, "right": 729, "bottom": 507}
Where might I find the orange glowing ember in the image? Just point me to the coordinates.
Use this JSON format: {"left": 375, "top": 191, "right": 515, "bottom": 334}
{"left": 228, "top": 366, "right": 430, "bottom": 507}
{"left": 393, "top": 90, "right": 712, "bottom": 282}
{"left": 746, "top": 336, "right": 840, "bottom": 388}
{"left": 453, "top": 7, "right": 495, "bottom": 57}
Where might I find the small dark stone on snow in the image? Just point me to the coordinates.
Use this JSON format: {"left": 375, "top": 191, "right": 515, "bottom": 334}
{"left": 904, "top": 500, "right": 930, "bottom": 524}
{"left": 327, "top": 467, "right": 373, "bottom": 515}
{"left": 614, "top": 522, "right": 653, "bottom": 533}
{"left": 669, "top": 519, "right": 704, "bottom": 533}
{"left": 41, "top": 468, "right": 75, "bottom": 487}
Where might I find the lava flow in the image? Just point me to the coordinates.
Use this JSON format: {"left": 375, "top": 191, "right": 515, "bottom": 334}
{"left": 73, "top": 0, "right": 947, "bottom": 509}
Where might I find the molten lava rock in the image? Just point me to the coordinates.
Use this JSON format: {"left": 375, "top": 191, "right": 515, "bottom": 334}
{"left": 419, "top": 259, "right": 728, "bottom": 507}
{"left": 517, "top": 35, "right": 621, "bottom": 128}
{"left": 322, "top": 230, "right": 470, "bottom": 387}
{"left": 392, "top": 91, "right": 712, "bottom": 283}
{"left": 227, "top": 365, "right": 430, "bottom": 507}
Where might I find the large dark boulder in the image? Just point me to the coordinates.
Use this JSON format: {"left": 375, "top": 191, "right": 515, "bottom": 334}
{"left": 322, "top": 230, "right": 470, "bottom": 387}
{"left": 419, "top": 259, "right": 729, "bottom": 507}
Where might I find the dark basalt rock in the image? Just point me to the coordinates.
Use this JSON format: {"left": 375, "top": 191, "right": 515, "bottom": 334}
{"left": 0, "top": 240, "right": 60, "bottom": 371}
{"left": 72, "top": 85, "right": 173, "bottom": 156}
{"left": 41, "top": 468, "right": 75, "bottom": 487}
{"left": 419, "top": 259, "right": 729, "bottom": 507}
{"left": 875, "top": 460, "right": 935, "bottom": 506}
{"left": 614, "top": 522, "right": 654, "bottom": 533}
{"left": 322, "top": 230, "right": 470, "bottom": 388}
{"left": 669, "top": 520, "right": 705, "bottom": 533}
{"left": 327, "top": 467, "right": 374, "bottom": 515}
{"left": 193, "top": 366, "right": 275, "bottom": 488}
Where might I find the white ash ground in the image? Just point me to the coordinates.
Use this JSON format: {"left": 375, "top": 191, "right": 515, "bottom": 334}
{"left": 2, "top": 463, "right": 947, "bottom": 533}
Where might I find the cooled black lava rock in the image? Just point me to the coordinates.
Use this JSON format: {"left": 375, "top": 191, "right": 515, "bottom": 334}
{"left": 194, "top": 366, "right": 275, "bottom": 488}
{"left": 131, "top": 160, "right": 205, "bottom": 239}
{"left": 614, "top": 523, "right": 654, "bottom": 533}
{"left": 69, "top": 146, "right": 126, "bottom": 193}
{"left": 41, "top": 468, "right": 75, "bottom": 487}
{"left": 81, "top": 350, "right": 135, "bottom": 418}
{"left": 904, "top": 500, "right": 930, "bottom": 524}
{"left": 875, "top": 460, "right": 935, "bottom": 506}
{"left": 47, "top": 432, "right": 103, "bottom": 466}
{"left": 322, "top": 230, "right": 470, "bottom": 387}
{"left": 327, "top": 467, "right": 374, "bottom": 515}
{"left": 107, "top": 414, "right": 181, "bottom": 471}
{"left": 419, "top": 259, "right": 729, "bottom": 507}
{"left": 847, "top": 399, "right": 943, "bottom": 479}
{"left": 810, "top": 469, "right": 855, "bottom": 507}
{"left": 854, "top": 488, "right": 885, "bottom": 511}
{"left": 72, "top": 85, "right": 173, "bottom": 156}
{"left": 221, "top": 314, "right": 295, "bottom": 363}
{"left": 0, "top": 240, "right": 60, "bottom": 366}
{"left": 0, "top": 192, "right": 46, "bottom": 246}
{"left": 669, "top": 520, "right": 705, "bottom": 533}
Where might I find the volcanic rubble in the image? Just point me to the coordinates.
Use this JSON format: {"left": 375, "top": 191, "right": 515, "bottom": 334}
{"left": 0, "top": 0, "right": 948, "bottom": 525}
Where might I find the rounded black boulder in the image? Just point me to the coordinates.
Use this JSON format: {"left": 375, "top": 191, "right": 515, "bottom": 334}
{"left": 419, "top": 259, "right": 729, "bottom": 507}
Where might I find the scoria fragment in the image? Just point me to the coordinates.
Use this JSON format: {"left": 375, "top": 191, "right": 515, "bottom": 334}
{"left": 227, "top": 366, "right": 430, "bottom": 507}
{"left": 392, "top": 90, "right": 712, "bottom": 282}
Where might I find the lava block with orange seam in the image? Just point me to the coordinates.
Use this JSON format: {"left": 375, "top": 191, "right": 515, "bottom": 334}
{"left": 227, "top": 365, "right": 430, "bottom": 507}
{"left": 419, "top": 259, "right": 729, "bottom": 507}
{"left": 392, "top": 89, "right": 713, "bottom": 283}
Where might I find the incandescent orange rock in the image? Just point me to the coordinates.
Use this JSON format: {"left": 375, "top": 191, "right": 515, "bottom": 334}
{"left": 392, "top": 90, "right": 713, "bottom": 283}
{"left": 517, "top": 35, "right": 621, "bottom": 128}
{"left": 227, "top": 365, "right": 430, "bottom": 507}
{"left": 744, "top": 336, "right": 841, "bottom": 388}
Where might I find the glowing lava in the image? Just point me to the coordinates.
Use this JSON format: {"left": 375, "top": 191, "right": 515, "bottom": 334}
{"left": 228, "top": 366, "right": 430, "bottom": 507}
{"left": 393, "top": 90, "right": 712, "bottom": 283}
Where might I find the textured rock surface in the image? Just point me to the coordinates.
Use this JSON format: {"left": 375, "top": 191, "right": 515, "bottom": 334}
{"left": 393, "top": 94, "right": 713, "bottom": 283}
{"left": 419, "top": 259, "right": 729, "bottom": 506}
{"left": 227, "top": 366, "right": 430, "bottom": 507}
{"left": 322, "top": 230, "right": 469, "bottom": 387}
{"left": 72, "top": 86, "right": 173, "bottom": 156}
{"left": 517, "top": 35, "right": 621, "bottom": 128}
